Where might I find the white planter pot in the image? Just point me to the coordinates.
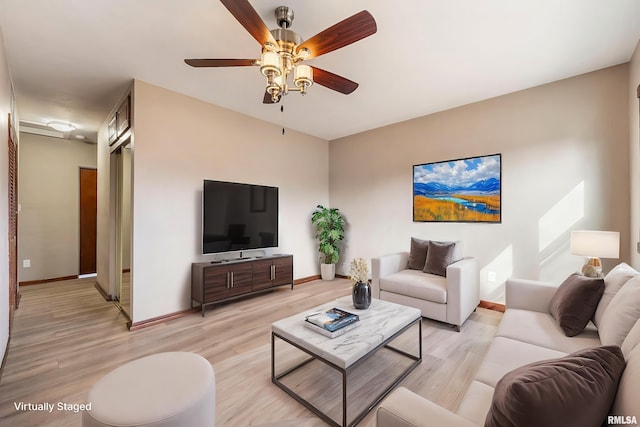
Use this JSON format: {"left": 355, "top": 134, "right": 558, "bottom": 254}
{"left": 320, "top": 263, "right": 336, "bottom": 281}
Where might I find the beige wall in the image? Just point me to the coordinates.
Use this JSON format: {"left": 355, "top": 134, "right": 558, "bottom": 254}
{"left": 17, "top": 133, "right": 97, "bottom": 282}
{"left": 0, "top": 29, "right": 12, "bottom": 363}
{"left": 330, "top": 65, "right": 630, "bottom": 303}
{"left": 97, "top": 80, "right": 330, "bottom": 323}
{"left": 629, "top": 39, "right": 640, "bottom": 268}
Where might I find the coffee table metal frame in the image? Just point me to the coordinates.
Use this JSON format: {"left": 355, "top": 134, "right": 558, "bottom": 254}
{"left": 271, "top": 317, "right": 422, "bottom": 427}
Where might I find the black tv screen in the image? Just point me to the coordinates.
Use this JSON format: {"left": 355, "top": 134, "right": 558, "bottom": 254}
{"left": 202, "top": 180, "right": 279, "bottom": 254}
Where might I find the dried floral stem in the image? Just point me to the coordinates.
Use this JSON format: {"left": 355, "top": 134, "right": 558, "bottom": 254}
{"left": 349, "top": 257, "right": 369, "bottom": 283}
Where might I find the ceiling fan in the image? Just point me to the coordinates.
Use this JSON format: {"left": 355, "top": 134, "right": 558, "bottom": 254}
{"left": 184, "top": 0, "right": 377, "bottom": 104}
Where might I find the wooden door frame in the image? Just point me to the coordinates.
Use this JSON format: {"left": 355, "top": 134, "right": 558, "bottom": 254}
{"left": 7, "top": 113, "right": 18, "bottom": 332}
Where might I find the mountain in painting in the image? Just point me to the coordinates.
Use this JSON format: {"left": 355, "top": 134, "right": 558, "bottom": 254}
{"left": 464, "top": 178, "right": 500, "bottom": 193}
{"left": 414, "top": 177, "right": 499, "bottom": 195}
{"left": 414, "top": 182, "right": 451, "bottom": 195}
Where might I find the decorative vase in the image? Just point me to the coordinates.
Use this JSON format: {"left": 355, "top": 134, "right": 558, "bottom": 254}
{"left": 352, "top": 281, "right": 371, "bottom": 309}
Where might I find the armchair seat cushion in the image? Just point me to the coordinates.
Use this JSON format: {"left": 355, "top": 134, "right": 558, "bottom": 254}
{"left": 380, "top": 270, "right": 447, "bottom": 304}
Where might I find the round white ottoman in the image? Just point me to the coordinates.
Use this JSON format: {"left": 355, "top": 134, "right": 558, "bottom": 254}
{"left": 82, "top": 352, "right": 215, "bottom": 427}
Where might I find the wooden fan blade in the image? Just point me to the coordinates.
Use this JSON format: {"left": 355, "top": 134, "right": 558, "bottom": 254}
{"left": 185, "top": 59, "right": 256, "bottom": 67}
{"left": 298, "top": 11, "right": 377, "bottom": 59}
{"left": 311, "top": 67, "right": 359, "bottom": 94}
{"left": 220, "top": 0, "right": 276, "bottom": 46}
{"left": 263, "top": 91, "right": 281, "bottom": 104}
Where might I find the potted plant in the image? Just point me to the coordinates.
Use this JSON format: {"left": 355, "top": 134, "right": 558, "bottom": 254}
{"left": 311, "top": 204, "right": 345, "bottom": 280}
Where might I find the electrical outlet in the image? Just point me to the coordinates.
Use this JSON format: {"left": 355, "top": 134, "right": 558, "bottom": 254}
{"left": 488, "top": 271, "right": 496, "bottom": 282}
{"left": 23, "top": 259, "right": 30, "bottom": 268}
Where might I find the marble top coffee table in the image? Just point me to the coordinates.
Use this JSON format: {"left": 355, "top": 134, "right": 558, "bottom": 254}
{"left": 271, "top": 296, "right": 422, "bottom": 427}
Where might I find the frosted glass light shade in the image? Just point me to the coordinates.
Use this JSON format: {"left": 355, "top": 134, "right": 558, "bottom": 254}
{"left": 570, "top": 230, "right": 620, "bottom": 258}
{"left": 47, "top": 121, "right": 75, "bottom": 132}
{"left": 260, "top": 51, "right": 281, "bottom": 77}
{"left": 294, "top": 64, "right": 313, "bottom": 87}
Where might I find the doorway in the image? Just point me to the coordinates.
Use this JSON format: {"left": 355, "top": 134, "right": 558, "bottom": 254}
{"left": 79, "top": 168, "right": 97, "bottom": 275}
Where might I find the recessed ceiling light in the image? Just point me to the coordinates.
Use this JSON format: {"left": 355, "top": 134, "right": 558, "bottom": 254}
{"left": 47, "top": 121, "right": 75, "bottom": 132}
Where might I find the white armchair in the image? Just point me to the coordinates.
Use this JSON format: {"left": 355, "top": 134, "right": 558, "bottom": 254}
{"left": 371, "top": 251, "right": 479, "bottom": 331}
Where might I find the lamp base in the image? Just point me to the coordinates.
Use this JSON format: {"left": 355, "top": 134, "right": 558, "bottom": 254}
{"left": 581, "top": 257, "right": 603, "bottom": 278}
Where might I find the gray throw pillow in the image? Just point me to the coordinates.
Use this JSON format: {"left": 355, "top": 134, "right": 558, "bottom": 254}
{"left": 549, "top": 273, "right": 604, "bottom": 337}
{"left": 407, "top": 237, "right": 430, "bottom": 270}
{"left": 485, "top": 346, "right": 625, "bottom": 427}
{"left": 423, "top": 241, "right": 456, "bottom": 277}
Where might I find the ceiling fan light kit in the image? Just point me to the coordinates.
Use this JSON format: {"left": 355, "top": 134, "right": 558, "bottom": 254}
{"left": 185, "top": 0, "right": 377, "bottom": 104}
{"left": 259, "top": 15, "right": 314, "bottom": 103}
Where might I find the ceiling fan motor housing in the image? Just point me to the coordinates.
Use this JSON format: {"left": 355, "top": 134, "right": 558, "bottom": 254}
{"left": 270, "top": 29, "right": 303, "bottom": 50}
{"left": 275, "top": 6, "right": 294, "bottom": 29}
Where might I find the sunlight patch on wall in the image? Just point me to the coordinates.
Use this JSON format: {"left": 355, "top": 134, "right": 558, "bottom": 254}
{"left": 538, "top": 182, "right": 584, "bottom": 252}
{"left": 480, "top": 244, "right": 513, "bottom": 303}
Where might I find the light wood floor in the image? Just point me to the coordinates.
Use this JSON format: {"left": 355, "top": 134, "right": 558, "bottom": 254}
{"left": 0, "top": 278, "right": 502, "bottom": 426}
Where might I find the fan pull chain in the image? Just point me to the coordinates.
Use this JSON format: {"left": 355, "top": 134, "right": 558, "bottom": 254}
{"left": 281, "top": 104, "right": 285, "bottom": 136}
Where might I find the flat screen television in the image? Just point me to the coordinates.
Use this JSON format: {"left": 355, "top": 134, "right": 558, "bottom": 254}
{"left": 202, "top": 180, "right": 279, "bottom": 254}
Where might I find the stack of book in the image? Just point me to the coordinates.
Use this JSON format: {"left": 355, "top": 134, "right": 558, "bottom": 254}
{"left": 304, "top": 307, "right": 360, "bottom": 338}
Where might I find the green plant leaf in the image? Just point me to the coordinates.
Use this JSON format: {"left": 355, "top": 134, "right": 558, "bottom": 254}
{"left": 311, "top": 204, "right": 345, "bottom": 264}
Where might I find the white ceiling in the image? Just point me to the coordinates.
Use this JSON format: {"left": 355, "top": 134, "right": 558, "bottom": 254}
{"left": 1, "top": 0, "right": 639, "bottom": 141}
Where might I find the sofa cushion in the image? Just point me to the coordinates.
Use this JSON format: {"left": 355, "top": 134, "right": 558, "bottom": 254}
{"left": 377, "top": 387, "right": 478, "bottom": 427}
{"left": 595, "top": 262, "right": 638, "bottom": 328}
{"left": 610, "top": 343, "right": 640, "bottom": 420}
{"left": 621, "top": 318, "right": 640, "bottom": 358}
{"left": 408, "top": 237, "right": 430, "bottom": 270}
{"left": 423, "top": 241, "right": 456, "bottom": 277}
{"left": 548, "top": 273, "right": 604, "bottom": 337}
{"left": 379, "top": 270, "right": 447, "bottom": 303}
{"left": 474, "top": 337, "right": 566, "bottom": 388}
{"left": 484, "top": 346, "right": 625, "bottom": 427}
{"left": 456, "top": 380, "right": 495, "bottom": 424}
{"left": 599, "top": 275, "right": 640, "bottom": 347}
{"left": 496, "top": 309, "right": 601, "bottom": 353}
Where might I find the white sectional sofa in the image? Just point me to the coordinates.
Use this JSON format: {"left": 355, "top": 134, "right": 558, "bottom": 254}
{"left": 376, "top": 263, "right": 640, "bottom": 426}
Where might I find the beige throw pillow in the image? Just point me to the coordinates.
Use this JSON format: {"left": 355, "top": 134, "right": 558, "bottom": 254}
{"left": 599, "top": 276, "right": 640, "bottom": 347}
{"left": 621, "top": 318, "right": 640, "bottom": 358}
{"left": 594, "top": 262, "right": 638, "bottom": 328}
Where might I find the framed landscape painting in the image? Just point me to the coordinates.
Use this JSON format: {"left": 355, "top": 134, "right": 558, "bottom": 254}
{"left": 413, "top": 154, "right": 501, "bottom": 223}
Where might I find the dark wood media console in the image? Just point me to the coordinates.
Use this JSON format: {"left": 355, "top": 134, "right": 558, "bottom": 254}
{"left": 192, "top": 254, "right": 293, "bottom": 316}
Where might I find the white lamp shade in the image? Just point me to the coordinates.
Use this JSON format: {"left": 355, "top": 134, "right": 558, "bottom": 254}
{"left": 294, "top": 64, "right": 313, "bottom": 85}
{"left": 260, "top": 51, "right": 281, "bottom": 77}
{"left": 570, "top": 230, "right": 620, "bottom": 258}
